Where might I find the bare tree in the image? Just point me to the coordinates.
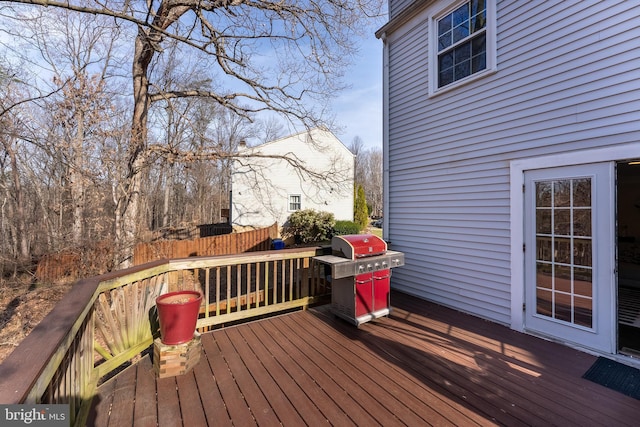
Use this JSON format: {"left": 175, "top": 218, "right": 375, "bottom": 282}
{"left": 363, "top": 148, "right": 383, "bottom": 217}
{"left": 0, "top": 135, "right": 29, "bottom": 261}
{"left": 1, "top": 0, "right": 385, "bottom": 266}
{"left": 143, "top": 38, "right": 261, "bottom": 231}
{"left": 3, "top": 8, "right": 124, "bottom": 249}
{"left": 349, "top": 135, "right": 367, "bottom": 186}
{"left": 0, "top": 63, "right": 32, "bottom": 262}
{"left": 257, "top": 116, "right": 286, "bottom": 145}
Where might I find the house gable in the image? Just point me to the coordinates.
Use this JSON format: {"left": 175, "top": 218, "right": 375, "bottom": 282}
{"left": 231, "top": 128, "right": 355, "bottom": 228}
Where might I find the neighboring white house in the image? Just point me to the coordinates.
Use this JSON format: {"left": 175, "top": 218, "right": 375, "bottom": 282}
{"left": 377, "top": 0, "right": 640, "bottom": 362}
{"left": 231, "top": 128, "right": 354, "bottom": 229}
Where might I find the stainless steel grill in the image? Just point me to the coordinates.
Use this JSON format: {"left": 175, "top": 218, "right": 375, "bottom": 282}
{"left": 314, "top": 234, "right": 405, "bottom": 326}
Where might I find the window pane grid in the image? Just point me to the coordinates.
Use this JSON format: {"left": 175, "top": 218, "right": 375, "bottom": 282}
{"left": 534, "top": 178, "right": 593, "bottom": 328}
{"left": 289, "top": 195, "right": 301, "bottom": 211}
{"left": 436, "top": 0, "right": 487, "bottom": 88}
{"left": 437, "top": 1, "right": 486, "bottom": 52}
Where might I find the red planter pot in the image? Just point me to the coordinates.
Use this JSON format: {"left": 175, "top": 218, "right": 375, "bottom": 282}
{"left": 156, "top": 290, "right": 202, "bottom": 345}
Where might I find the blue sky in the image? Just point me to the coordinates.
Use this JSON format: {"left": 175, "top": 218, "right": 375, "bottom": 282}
{"left": 331, "top": 34, "right": 384, "bottom": 151}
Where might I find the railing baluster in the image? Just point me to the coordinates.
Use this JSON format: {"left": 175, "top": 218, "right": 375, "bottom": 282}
{"left": 205, "top": 268, "right": 210, "bottom": 320}
{"left": 215, "top": 266, "right": 221, "bottom": 317}
{"left": 272, "top": 260, "right": 278, "bottom": 304}
{"left": 246, "top": 263, "right": 252, "bottom": 310}
{"left": 255, "top": 262, "right": 261, "bottom": 308}
{"left": 296, "top": 258, "right": 303, "bottom": 298}
{"left": 264, "top": 261, "right": 269, "bottom": 306}
{"left": 278, "top": 259, "right": 288, "bottom": 302}
{"left": 237, "top": 264, "right": 242, "bottom": 311}
{"left": 288, "top": 259, "right": 293, "bottom": 302}
{"left": 226, "top": 266, "right": 232, "bottom": 314}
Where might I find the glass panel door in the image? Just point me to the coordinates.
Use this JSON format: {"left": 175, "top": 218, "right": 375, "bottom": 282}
{"left": 535, "top": 178, "right": 593, "bottom": 327}
{"left": 525, "top": 163, "right": 614, "bottom": 353}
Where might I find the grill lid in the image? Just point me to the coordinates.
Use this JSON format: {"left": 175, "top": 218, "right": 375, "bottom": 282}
{"left": 331, "top": 234, "right": 387, "bottom": 260}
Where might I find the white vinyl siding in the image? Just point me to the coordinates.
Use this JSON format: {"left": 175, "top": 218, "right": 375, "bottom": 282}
{"left": 389, "top": 0, "right": 419, "bottom": 19}
{"left": 231, "top": 128, "right": 354, "bottom": 228}
{"left": 384, "top": 0, "right": 640, "bottom": 325}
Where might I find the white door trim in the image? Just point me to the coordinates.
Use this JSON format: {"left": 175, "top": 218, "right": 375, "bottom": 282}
{"left": 510, "top": 143, "right": 640, "bottom": 342}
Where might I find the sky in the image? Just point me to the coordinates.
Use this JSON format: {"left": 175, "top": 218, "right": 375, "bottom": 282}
{"left": 331, "top": 34, "right": 384, "bottom": 151}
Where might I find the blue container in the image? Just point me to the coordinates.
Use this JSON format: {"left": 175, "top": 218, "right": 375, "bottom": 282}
{"left": 272, "top": 239, "right": 285, "bottom": 250}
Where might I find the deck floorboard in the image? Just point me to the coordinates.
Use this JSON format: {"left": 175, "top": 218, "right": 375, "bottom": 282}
{"left": 132, "top": 357, "right": 157, "bottom": 427}
{"left": 90, "top": 291, "right": 639, "bottom": 426}
{"left": 156, "top": 375, "right": 181, "bottom": 427}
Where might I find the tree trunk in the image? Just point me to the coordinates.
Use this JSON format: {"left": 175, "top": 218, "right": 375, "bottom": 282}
{"left": 8, "top": 143, "right": 29, "bottom": 259}
{"left": 70, "top": 108, "right": 85, "bottom": 245}
{"left": 115, "top": 27, "right": 152, "bottom": 267}
{"left": 118, "top": 4, "right": 190, "bottom": 266}
{"left": 163, "top": 163, "right": 173, "bottom": 228}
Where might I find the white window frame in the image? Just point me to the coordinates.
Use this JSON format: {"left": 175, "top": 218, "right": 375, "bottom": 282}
{"left": 288, "top": 194, "right": 302, "bottom": 211}
{"left": 429, "top": 0, "right": 497, "bottom": 97}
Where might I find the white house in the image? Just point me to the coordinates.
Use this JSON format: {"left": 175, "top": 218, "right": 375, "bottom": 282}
{"left": 376, "top": 0, "right": 640, "bottom": 362}
{"left": 231, "top": 128, "right": 355, "bottom": 229}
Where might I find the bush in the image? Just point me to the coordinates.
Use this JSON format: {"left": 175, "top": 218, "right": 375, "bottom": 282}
{"left": 283, "top": 209, "right": 335, "bottom": 243}
{"left": 333, "top": 220, "right": 360, "bottom": 236}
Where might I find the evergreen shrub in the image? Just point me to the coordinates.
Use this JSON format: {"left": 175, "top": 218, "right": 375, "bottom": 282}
{"left": 333, "top": 220, "right": 360, "bottom": 236}
{"left": 283, "top": 209, "right": 335, "bottom": 243}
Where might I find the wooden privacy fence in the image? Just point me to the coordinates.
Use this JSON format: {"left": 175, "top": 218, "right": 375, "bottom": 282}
{"left": 34, "top": 225, "right": 277, "bottom": 284}
{"left": 35, "top": 241, "right": 114, "bottom": 284}
{"left": 133, "top": 223, "right": 278, "bottom": 265}
{"left": 0, "top": 247, "right": 330, "bottom": 427}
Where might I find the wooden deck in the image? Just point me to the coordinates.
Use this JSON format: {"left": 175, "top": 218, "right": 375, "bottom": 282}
{"left": 88, "top": 291, "right": 639, "bottom": 426}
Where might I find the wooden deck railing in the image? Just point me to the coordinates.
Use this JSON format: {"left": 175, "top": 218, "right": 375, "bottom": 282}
{"left": 0, "top": 247, "right": 329, "bottom": 427}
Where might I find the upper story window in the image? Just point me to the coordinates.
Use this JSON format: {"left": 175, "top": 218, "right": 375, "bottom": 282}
{"left": 289, "top": 195, "right": 301, "bottom": 211}
{"left": 437, "top": 0, "right": 486, "bottom": 87}
{"left": 430, "top": 0, "right": 495, "bottom": 95}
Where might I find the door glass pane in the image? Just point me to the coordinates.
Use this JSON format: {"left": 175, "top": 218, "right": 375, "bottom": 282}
{"left": 536, "top": 288, "right": 552, "bottom": 317}
{"left": 536, "top": 210, "right": 552, "bottom": 234}
{"left": 534, "top": 178, "right": 593, "bottom": 328}
{"left": 574, "top": 267, "right": 592, "bottom": 297}
{"left": 554, "top": 181, "right": 571, "bottom": 207}
{"left": 554, "top": 209, "right": 571, "bottom": 235}
{"left": 555, "top": 293, "right": 572, "bottom": 322}
{"left": 536, "top": 262, "right": 552, "bottom": 289}
{"left": 574, "top": 296, "right": 593, "bottom": 327}
{"left": 574, "top": 238, "right": 592, "bottom": 266}
{"left": 555, "top": 265, "right": 571, "bottom": 293}
{"left": 536, "top": 237, "right": 552, "bottom": 261}
{"left": 573, "top": 209, "right": 591, "bottom": 236}
{"left": 554, "top": 238, "right": 571, "bottom": 264}
{"left": 573, "top": 178, "right": 591, "bottom": 206}
{"left": 536, "top": 182, "right": 552, "bottom": 206}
